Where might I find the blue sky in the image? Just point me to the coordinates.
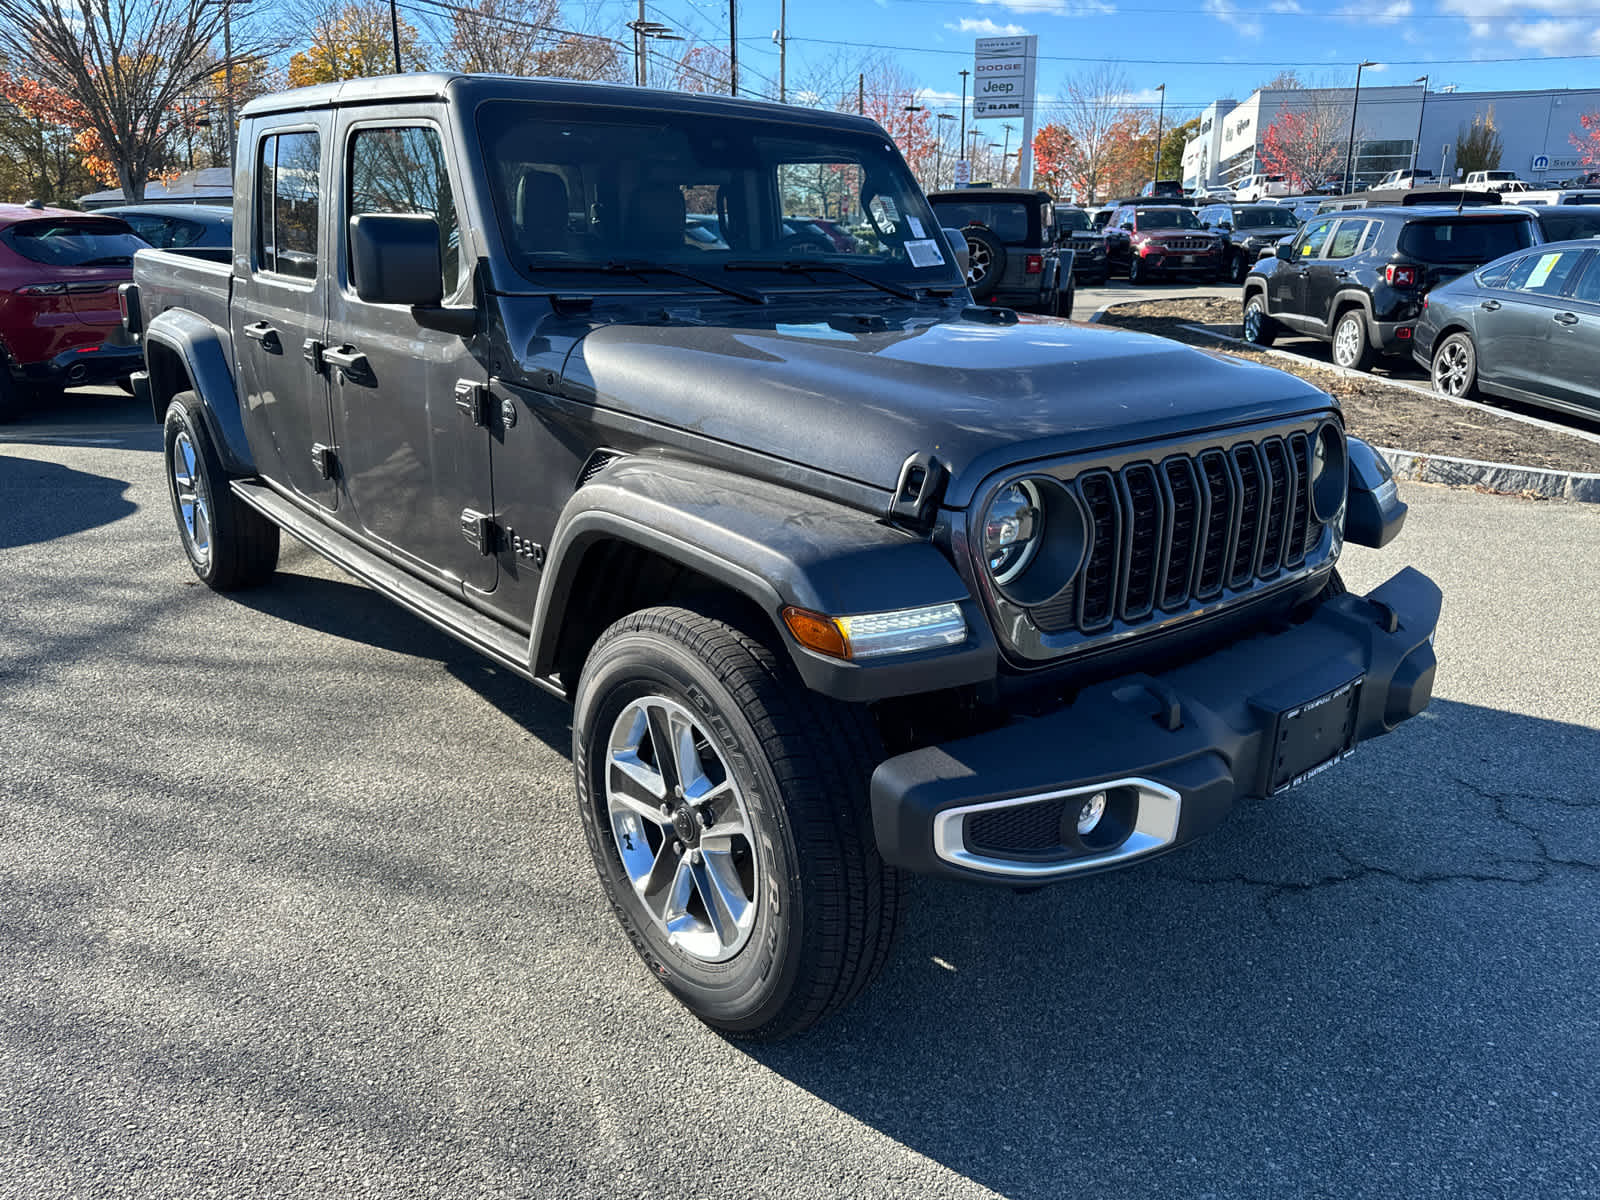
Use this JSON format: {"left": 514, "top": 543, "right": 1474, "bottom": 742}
{"left": 603, "top": 0, "right": 1600, "bottom": 124}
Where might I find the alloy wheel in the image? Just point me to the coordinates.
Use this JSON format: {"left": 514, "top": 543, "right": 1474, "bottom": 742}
{"left": 604, "top": 695, "right": 759, "bottom": 963}
{"left": 1434, "top": 338, "right": 1472, "bottom": 396}
{"left": 1334, "top": 316, "right": 1362, "bottom": 367}
{"left": 966, "top": 240, "right": 991, "bottom": 286}
{"left": 170, "top": 430, "right": 212, "bottom": 570}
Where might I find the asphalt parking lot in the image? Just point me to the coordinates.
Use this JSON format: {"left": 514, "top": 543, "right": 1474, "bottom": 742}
{"left": 3, "top": 390, "right": 1599, "bottom": 1199}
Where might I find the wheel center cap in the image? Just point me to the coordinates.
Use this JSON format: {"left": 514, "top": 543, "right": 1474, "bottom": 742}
{"left": 671, "top": 805, "right": 701, "bottom": 847}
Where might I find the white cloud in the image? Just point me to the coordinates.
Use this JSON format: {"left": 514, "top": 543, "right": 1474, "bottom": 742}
{"left": 1440, "top": 0, "right": 1600, "bottom": 48}
{"left": 975, "top": 0, "right": 1115, "bottom": 16}
{"left": 948, "top": 16, "right": 1029, "bottom": 35}
{"left": 1336, "top": 1, "right": 1410, "bottom": 24}
{"left": 1500, "top": 18, "right": 1600, "bottom": 54}
{"left": 1268, "top": 0, "right": 1302, "bottom": 10}
{"left": 1202, "top": 0, "right": 1262, "bottom": 38}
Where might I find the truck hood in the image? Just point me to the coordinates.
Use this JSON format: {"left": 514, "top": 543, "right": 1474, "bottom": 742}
{"left": 561, "top": 311, "right": 1332, "bottom": 508}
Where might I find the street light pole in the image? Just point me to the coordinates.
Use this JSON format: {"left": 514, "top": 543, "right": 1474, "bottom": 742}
{"left": 958, "top": 70, "right": 969, "bottom": 152}
{"left": 1344, "top": 60, "right": 1377, "bottom": 194}
{"left": 1153, "top": 82, "right": 1166, "bottom": 183}
{"left": 389, "top": 0, "right": 402, "bottom": 73}
{"left": 1411, "top": 75, "right": 1429, "bottom": 177}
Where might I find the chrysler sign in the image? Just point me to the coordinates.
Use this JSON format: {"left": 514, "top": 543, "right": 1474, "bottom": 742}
{"left": 973, "top": 35, "right": 1037, "bottom": 121}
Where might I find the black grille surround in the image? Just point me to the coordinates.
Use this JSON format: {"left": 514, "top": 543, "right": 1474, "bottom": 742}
{"left": 970, "top": 417, "right": 1343, "bottom": 666}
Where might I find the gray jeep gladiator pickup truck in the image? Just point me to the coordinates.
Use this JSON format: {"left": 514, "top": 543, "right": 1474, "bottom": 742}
{"left": 125, "top": 74, "right": 1438, "bottom": 1040}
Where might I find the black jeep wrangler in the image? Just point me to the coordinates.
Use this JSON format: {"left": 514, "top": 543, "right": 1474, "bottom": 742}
{"left": 127, "top": 75, "right": 1437, "bottom": 1040}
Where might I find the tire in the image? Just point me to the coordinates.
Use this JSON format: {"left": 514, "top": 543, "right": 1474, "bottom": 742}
{"left": 162, "top": 391, "right": 280, "bottom": 591}
{"left": 0, "top": 369, "right": 26, "bottom": 424}
{"left": 572, "top": 606, "right": 904, "bottom": 1041}
{"left": 1231, "top": 251, "right": 1251, "bottom": 285}
{"left": 1242, "top": 293, "right": 1277, "bottom": 346}
{"left": 1094, "top": 268, "right": 1110, "bottom": 287}
{"left": 1053, "top": 279, "right": 1075, "bottom": 318}
{"left": 1127, "top": 255, "right": 1145, "bottom": 284}
{"left": 1332, "top": 308, "right": 1374, "bottom": 372}
{"left": 1431, "top": 332, "right": 1478, "bottom": 399}
{"left": 962, "top": 227, "right": 1006, "bottom": 292}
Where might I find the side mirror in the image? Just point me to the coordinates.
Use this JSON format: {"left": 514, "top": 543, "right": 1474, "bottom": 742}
{"left": 1275, "top": 242, "right": 1295, "bottom": 259}
{"left": 350, "top": 213, "right": 444, "bottom": 307}
{"left": 942, "top": 227, "right": 971, "bottom": 280}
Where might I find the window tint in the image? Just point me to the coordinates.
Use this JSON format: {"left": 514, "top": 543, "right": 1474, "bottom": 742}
{"left": 1397, "top": 218, "right": 1535, "bottom": 264}
{"left": 1570, "top": 255, "right": 1600, "bottom": 304}
{"left": 2, "top": 218, "right": 143, "bottom": 265}
{"left": 1237, "top": 206, "right": 1297, "bottom": 228}
{"left": 1326, "top": 219, "right": 1367, "bottom": 260}
{"left": 1505, "top": 249, "right": 1586, "bottom": 296}
{"left": 1475, "top": 256, "right": 1519, "bottom": 289}
{"left": 1296, "top": 218, "right": 1334, "bottom": 259}
{"left": 931, "top": 200, "right": 1030, "bottom": 243}
{"left": 1054, "top": 209, "right": 1090, "bottom": 232}
{"left": 349, "top": 125, "right": 463, "bottom": 297}
{"left": 1538, "top": 210, "right": 1600, "bottom": 241}
{"left": 256, "top": 131, "right": 321, "bottom": 279}
{"left": 1135, "top": 208, "right": 1202, "bottom": 229}
{"left": 1198, "top": 204, "right": 1230, "bottom": 226}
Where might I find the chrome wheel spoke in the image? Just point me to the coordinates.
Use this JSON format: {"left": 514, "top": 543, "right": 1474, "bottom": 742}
{"left": 640, "top": 839, "right": 687, "bottom": 914}
{"left": 692, "top": 851, "right": 751, "bottom": 948}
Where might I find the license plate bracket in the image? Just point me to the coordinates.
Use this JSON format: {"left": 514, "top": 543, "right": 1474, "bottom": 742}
{"left": 1268, "top": 677, "right": 1362, "bottom": 794}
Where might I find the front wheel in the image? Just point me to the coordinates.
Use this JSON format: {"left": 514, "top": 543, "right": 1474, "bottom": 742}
{"left": 1242, "top": 293, "right": 1277, "bottom": 346}
{"left": 1128, "top": 255, "right": 1146, "bottom": 284}
{"left": 1431, "top": 332, "right": 1478, "bottom": 398}
{"left": 573, "top": 607, "right": 904, "bottom": 1040}
{"left": 163, "top": 392, "right": 280, "bottom": 590}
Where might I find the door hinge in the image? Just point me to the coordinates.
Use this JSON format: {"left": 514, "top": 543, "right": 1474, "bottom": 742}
{"left": 302, "top": 338, "right": 326, "bottom": 374}
{"left": 311, "top": 442, "right": 338, "bottom": 479}
{"left": 453, "top": 379, "right": 490, "bottom": 426}
{"left": 459, "top": 508, "right": 498, "bottom": 556}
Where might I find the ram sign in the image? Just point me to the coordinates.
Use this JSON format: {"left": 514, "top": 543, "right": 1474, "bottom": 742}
{"left": 973, "top": 35, "right": 1037, "bottom": 121}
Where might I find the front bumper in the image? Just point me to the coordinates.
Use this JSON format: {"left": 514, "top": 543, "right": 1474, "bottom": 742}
{"left": 17, "top": 341, "right": 145, "bottom": 388}
{"left": 1141, "top": 247, "right": 1222, "bottom": 274}
{"left": 872, "top": 567, "right": 1440, "bottom": 883}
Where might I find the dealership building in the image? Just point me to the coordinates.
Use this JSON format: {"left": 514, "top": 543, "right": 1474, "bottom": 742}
{"left": 1182, "top": 84, "right": 1600, "bottom": 191}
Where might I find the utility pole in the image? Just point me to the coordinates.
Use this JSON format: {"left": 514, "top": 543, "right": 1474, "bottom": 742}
{"left": 1152, "top": 82, "right": 1166, "bottom": 182}
{"left": 858, "top": 73, "right": 864, "bottom": 116}
{"left": 729, "top": 0, "right": 738, "bottom": 98}
{"left": 222, "top": 0, "right": 235, "bottom": 170}
{"left": 389, "top": 0, "right": 402, "bottom": 73}
{"left": 1411, "top": 75, "right": 1429, "bottom": 176}
{"left": 637, "top": 0, "right": 646, "bottom": 86}
{"left": 777, "top": 0, "right": 786, "bottom": 102}
{"left": 958, "top": 69, "right": 969, "bottom": 151}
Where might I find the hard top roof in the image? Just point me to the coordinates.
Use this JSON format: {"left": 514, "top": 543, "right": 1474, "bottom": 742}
{"left": 0, "top": 202, "right": 127, "bottom": 228}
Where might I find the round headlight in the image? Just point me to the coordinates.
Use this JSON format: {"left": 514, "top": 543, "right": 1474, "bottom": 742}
{"left": 984, "top": 481, "right": 1042, "bottom": 585}
{"left": 1309, "top": 422, "right": 1348, "bottom": 522}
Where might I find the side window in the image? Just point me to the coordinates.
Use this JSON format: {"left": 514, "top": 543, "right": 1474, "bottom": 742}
{"left": 1358, "top": 219, "right": 1384, "bottom": 253}
{"left": 1326, "top": 219, "right": 1367, "bottom": 260}
{"left": 256, "top": 131, "right": 321, "bottom": 280}
{"left": 1476, "top": 257, "right": 1520, "bottom": 289}
{"left": 1570, "top": 254, "right": 1600, "bottom": 304}
{"left": 1508, "top": 249, "right": 1586, "bottom": 297}
{"left": 1296, "top": 218, "right": 1334, "bottom": 259}
{"left": 348, "top": 125, "right": 463, "bottom": 297}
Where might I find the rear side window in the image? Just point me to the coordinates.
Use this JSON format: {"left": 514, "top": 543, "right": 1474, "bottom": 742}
{"left": 1398, "top": 218, "right": 1535, "bottom": 264}
{"left": 348, "top": 125, "right": 464, "bottom": 298}
{"left": 1571, "top": 256, "right": 1600, "bottom": 304}
{"left": 1, "top": 218, "right": 143, "bottom": 266}
{"left": 256, "top": 131, "right": 321, "bottom": 280}
{"left": 1538, "top": 210, "right": 1600, "bottom": 241}
{"left": 1505, "top": 248, "right": 1587, "bottom": 296}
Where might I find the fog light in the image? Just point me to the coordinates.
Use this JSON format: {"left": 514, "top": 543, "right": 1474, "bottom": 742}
{"left": 1077, "top": 791, "right": 1107, "bottom": 835}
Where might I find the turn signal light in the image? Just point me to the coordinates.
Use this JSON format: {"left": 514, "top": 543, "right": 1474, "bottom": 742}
{"left": 783, "top": 607, "right": 850, "bottom": 659}
{"left": 783, "top": 603, "right": 968, "bottom": 661}
{"left": 1385, "top": 264, "right": 1417, "bottom": 288}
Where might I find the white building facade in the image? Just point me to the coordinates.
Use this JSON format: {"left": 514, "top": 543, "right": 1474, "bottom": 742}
{"left": 1182, "top": 85, "right": 1600, "bottom": 192}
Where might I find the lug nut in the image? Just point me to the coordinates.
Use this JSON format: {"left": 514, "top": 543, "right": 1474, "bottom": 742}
{"left": 673, "top": 840, "right": 683, "bottom": 854}
{"left": 659, "top": 803, "right": 672, "bottom": 817}
{"left": 687, "top": 849, "right": 702, "bottom": 865}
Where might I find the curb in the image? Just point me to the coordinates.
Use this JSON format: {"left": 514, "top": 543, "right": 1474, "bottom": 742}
{"left": 1375, "top": 447, "right": 1600, "bottom": 504}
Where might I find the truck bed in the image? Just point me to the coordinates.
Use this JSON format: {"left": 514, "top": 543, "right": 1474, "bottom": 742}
{"left": 133, "top": 248, "right": 233, "bottom": 339}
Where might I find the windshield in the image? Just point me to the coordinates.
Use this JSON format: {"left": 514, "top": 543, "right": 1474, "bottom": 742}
{"left": 2, "top": 218, "right": 145, "bottom": 266}
{"left": 1135, "top": 208, "right": 1202, "bottom": 230}
{"left": 1235, "top": 206, "right": 1299, "bottom": 228}
{"left": 1398, "top": 218, "right": 1536, "bottom": 263}
{"left": 476, "top": 101, "right": 959, "bottom": 288}
{"left": 1054, "top": 209, "right": 1091, "bottom": 232}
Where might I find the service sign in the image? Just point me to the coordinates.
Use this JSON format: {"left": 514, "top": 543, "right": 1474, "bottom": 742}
{"left": 953, "top": 159, "right": 972, "bottom": 186}
{"left": 973, "top": 35, "right": 1037, "bottom": 121}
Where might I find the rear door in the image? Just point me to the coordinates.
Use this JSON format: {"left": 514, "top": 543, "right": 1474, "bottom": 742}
{"left": 233, "top": 120, "right": 337, "bottom": 510}
{"left": 1486, "top": 247, "right": 1590, "bottom": 396}
{"left": 1539, "top": 248, "right": 1599, "bottom": 411}
{"left": 324, "top": 110, "right": 496, "bottom": 595}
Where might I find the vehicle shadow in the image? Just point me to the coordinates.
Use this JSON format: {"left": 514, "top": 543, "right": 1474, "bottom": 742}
{"left": 746, "top": 697, "right": 1600, "bottom": 1199}
{"left": 0, "top": 456, "right": 139, "bottom": 549}
{"left": 227, "top": 565, "right": 571, "bottom": 755}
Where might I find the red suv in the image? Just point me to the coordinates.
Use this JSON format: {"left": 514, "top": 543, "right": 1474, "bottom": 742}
{"left": 0, "top": 203, "right": 146, "bottom": 419}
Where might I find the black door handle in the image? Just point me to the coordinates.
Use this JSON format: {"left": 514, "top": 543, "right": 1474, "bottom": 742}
{"left": 321, "top": 345, "right": 371, "bottom": 379}
{"left": 1336, "top": 270, "right": 1353, "bottom": 279}
{"left": 242, "top": 321, "right": 280, "bottom": 349}
{"left": 1553, "top": 312, "right": 1580, "bottom": 326}
{"left": 1480, "top": 300, "right": 1501, "bottom": 312}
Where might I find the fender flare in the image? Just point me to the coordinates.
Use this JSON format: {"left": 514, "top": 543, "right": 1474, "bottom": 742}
{"left": 528, "top": 458, "right": 998, "bottom": 703}
{"left": 143, "top": 309, "right": 254, "bottom": 476}
{"left": 1326, "top": 289, "right": 1377, "bottom": 340}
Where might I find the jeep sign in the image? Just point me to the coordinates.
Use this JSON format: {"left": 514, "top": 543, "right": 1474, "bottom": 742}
{"left": 973, "top": 35, "right": 1037, "bottom": 121}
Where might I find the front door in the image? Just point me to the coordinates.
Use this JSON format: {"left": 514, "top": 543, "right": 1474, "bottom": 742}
{"left": 325, "top": 114, "right": 496, "bottom": 595}
{"left": 1270, "top": 216, "right": 1332, "bottom": 328}
{"left": 1307, "top": 218, "right": 1368, "bottom": 322}
{"left": 233, "top": 122, "right": 336, "bottom": 510}
{"left": 1492, "top": 247, "right": 1589, "bottom": 398}
{"left": 1547, "top": 250, "right": 1600, "bottom": 411}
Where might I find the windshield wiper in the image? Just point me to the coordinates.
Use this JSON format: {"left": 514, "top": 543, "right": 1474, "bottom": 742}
{"left": 723, "top": 259, "right": 939, "bottom": 302}
{"left": 524, "top": 258, "right": 767, "bottom": 305}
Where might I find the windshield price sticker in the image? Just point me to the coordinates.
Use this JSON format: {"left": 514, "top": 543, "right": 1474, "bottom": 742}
{"left": 904, "top": 239, "right": 945, "bottom": 268}
{"left": 907, "top": 215, "right": 925, "bottom": 239}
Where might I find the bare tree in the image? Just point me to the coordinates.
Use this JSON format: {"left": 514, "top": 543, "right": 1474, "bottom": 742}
{"left": 436, "top": 0, "right": 559, "bottom": 76}
{"left": 0, "top": 0, "right": 264, "bottom": 201}
{"left": 1050, "top": 65, "right": 1135, "bottom": 205}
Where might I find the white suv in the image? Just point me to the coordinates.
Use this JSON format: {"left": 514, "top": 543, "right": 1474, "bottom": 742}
{"left": 1233, "top": 173, "right": 1289, "bottom": 201}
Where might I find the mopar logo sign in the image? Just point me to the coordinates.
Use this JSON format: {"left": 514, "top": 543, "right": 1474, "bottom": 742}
{"left": 1531, "top": 152, "right": 1581, "bottom": 172}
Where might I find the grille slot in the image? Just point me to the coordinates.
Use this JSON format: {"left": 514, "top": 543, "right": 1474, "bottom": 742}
{"left": 966, "top": 800, "right": 1069, "bottom": 856}
{"left": 1027, "top": 429, "right": 1328, "bottom": 638}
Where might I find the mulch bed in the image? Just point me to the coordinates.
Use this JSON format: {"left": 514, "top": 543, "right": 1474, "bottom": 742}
{"left": 1096, "top": 298, "right": 1600, "bottom": 476}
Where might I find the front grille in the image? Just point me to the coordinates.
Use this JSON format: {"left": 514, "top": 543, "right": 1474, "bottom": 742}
{"left": 1069, "top": 237, "right": 1104, "bottom": 254}
{"left": 967, "top": 800, "right": 1068, "bottom": 855}
{"left": 1155, "top": 237, "right": 1213, "bottom": 252}
{"left": 1030, "top": 432, "right": 1325, "bottom": 636}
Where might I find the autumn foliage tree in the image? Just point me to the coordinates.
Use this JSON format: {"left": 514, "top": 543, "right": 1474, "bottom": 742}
{"left": 1572, "top": 110, "right": 1600, "bottom": 167}
{"left": 0, "top": 0, "right": 260, "bottom": 201}
{"left": 1257, "top": 99, "right": 1349, "bottom": 192}
{"left": 1455, "top": 108, "right": 1504, "bottom": 176}
{"left": 1032, "top": 123, "right": 1079, "bottom": 196}
{"left": 288, "top": 0, "right": 429, "bottom": 86}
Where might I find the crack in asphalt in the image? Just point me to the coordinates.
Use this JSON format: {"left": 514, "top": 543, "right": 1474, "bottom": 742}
{"left": 1153, "top": 773, "right": 1600, "bottom": 920}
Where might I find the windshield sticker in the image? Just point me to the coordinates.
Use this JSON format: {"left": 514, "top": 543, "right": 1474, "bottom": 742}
{"left": 906, "top": 215, "right": 925, "bottom": 239}
{"left": 1526, "top": 253, "right": 1562, "bottom": 289}
{"left": 904, "top": 238, "right": 945, "bottom": 268}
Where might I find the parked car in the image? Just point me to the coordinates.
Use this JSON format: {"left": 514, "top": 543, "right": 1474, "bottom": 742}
{"left": 1195, "top": 185, "right": 1236, "bottom": 201}
{"left": 1527, "top": 206, "right": 1600, "bottom": 243}
{"left": 126, "top": 72, "right": 1435, "bottom": 1039}
{"left": 1089, "top": 206, "right": 1115, "bottom": 231}
{"left": 1414, "top": 239, "right": 1598, "bottom": 420}
{"left": 1502, "top": 189, "right": 1600, "bottom": 209}
{"left": 1197, "top": 202, "right": 1302, "bottom": 283}
{"left": 0, "top": 203, "right": 145, "bottom": 419}
{"left": 1234, "top": 173, "right": 1289, "bottom": 202}
{"left": 1242, "top": 204, "right": 1542, "bottom": 370}
{"left": 926, "top": 187, "right": 1068, "bottom": 314}
{"left": 98, "top": 204, "right": 233, "bottom": 262}
{"left": 1459, "top": 171, "right": 1532, "bottom": 192}
{"left": 685, "top": 213, "right": 728, "bottom": 248}
{"left": 1103, "top": 203, "right": 1224, "bottom": 283}
{"left": 1139, "top": 179, "right": 1185, "bottom": 198}
{"left": 1053, "top": 205, "right": 1109, "bottom": 285}
{"left": 1372, "top": 168, "right": 1438, "bottom": 190}
{"left": 801, "top": 216, "right": 858, "bottom": 253}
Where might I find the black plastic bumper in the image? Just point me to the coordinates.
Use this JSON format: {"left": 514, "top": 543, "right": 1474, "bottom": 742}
{"left": 20, "top": 342, "right": 144, "bottom": 388}
{"left": 871, "top": 567, "right": 1441, "bottom": 884}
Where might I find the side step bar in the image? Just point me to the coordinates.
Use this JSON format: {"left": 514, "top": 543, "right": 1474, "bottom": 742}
{"left": 230, "top": 480, "right": 560, "bottom": 697}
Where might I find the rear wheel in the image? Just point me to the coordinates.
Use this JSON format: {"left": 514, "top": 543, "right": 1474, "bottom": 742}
{"left": 0, "top": 370, "right": 26, "bottom": 424}
{"left": 163, "top": 391, "right": 280, "bottom": 591}
{"left": 1242, "top": 293, "right": 1277, "bottom": 346}
{"left": 573, "top": 606, "right": 904, "bottom": 1040}
{"left": 1431, "top": 332, "right": 1478, "bottom": 399}
{"left": 1332, "top": 309, "right": 1374, "bottom": 371}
